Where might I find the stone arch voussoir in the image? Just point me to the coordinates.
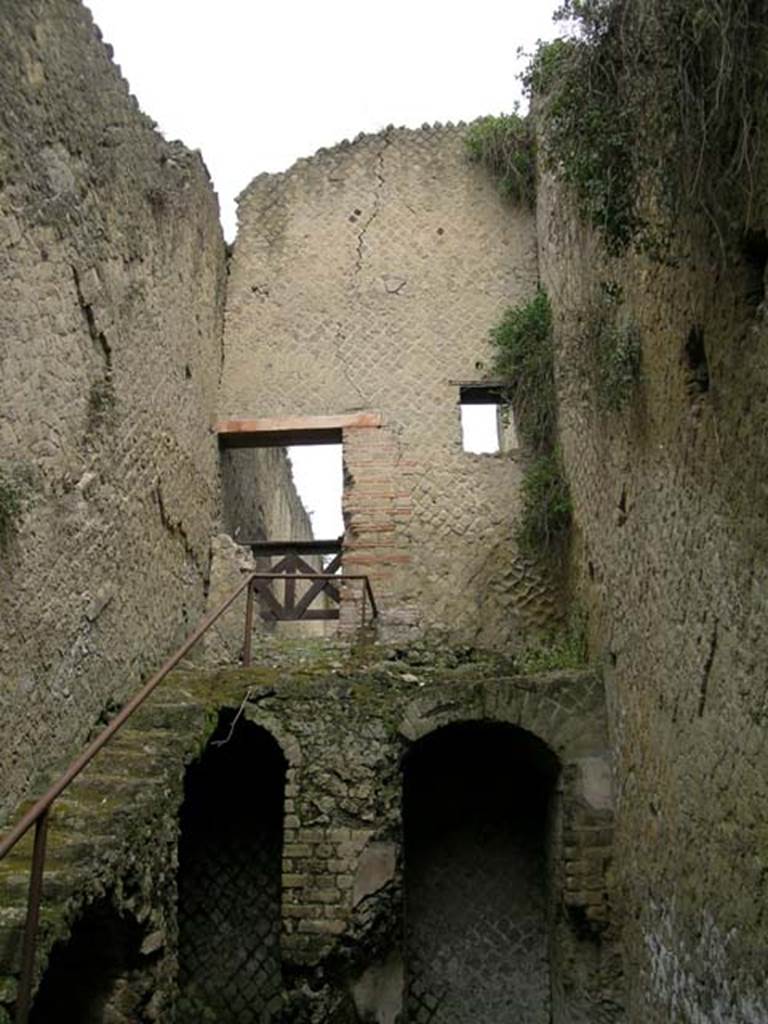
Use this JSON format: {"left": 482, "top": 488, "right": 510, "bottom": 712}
{"left": 241, "top": 708, "right": 303, "bottom": 768}
{"left": 398, "top": 675, "right": 607, "bottom": 764}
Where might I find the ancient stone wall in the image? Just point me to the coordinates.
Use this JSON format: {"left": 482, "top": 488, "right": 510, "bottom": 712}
{"left": 538, "top": 176, "right": 768, "bottom": 1021}
{"left": 241, "top": 653, "right": 619, "bottom": 1024}
{"left": 0, "top": 0, "right": 226, "bottom": 818}
{"left": 1, "top": 647, "right": 619, "bottom": 1024}
{"left": 221, "top": 446, "right": 315, "bottom": 543}
{"left": 220, "top": 126, "right": 559, "bottom": 646}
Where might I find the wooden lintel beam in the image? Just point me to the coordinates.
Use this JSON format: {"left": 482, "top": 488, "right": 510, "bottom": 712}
{"left": 216, "top": 412, "right": 382, "bottom": 447}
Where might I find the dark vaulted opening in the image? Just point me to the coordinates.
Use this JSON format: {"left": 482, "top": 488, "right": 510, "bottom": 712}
{"left": 403, "top": 721, "right": 559, "bottom": 1024}
{"left": 176, "top": 711, "right": 286, "bottom": 1022}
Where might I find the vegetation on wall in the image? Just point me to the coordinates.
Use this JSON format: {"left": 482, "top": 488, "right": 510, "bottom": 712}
{"left": 0, "top": 466, "right": 26, "bottom": 550}
{"left": 527, "top": 0, "right": 768, "bottom": 256}
{"left": 486, "top": 290, "right": 572, "bottom": 559}
{"left": 516, "top": 610, "right": 589, "bottom": 672}
{"left": 515, "top": 449, "right": 572, "bottom": 557}
{"left": 590, "top": 281, "right": 643, "bottom": 411}
{"left": 465, "top": 112, "right": 536, "bottom": 207}
{"left": 488, "top": 289, "right": 555, "bottom": 451}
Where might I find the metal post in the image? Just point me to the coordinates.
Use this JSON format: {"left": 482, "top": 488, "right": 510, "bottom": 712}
{"left": 243, "top": 580, "right": 255, "bottom": 667}
{"left": 15, "top": 810, "right": 49, "bottom": 1024}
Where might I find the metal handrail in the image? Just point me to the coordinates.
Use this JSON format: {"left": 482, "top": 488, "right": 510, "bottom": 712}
{"left": 0, "top": 568, "right": 376, "bottom": 1022}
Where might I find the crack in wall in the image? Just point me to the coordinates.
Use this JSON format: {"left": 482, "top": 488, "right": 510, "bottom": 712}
{"left": 154, "top": 482, "right": 201, "bottom": 573}
{"left": 354, "top": 134, "right": 391, "bottom": 275}
{"left": 71, "top": 265, "right": 112, "bottom": 371}
{"left": 697, "top": 620, "right": 719, "bottom": 717}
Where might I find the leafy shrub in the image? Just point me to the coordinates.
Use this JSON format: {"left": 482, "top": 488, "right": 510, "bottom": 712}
{"left": 485, "top": 290, "right": 572, "bottom": 561}
{"left": 526, "top": 33, "right": 640, "bottom": 254}
{"left": 527, "top": 0, "right": 768, "bottom": 255}
{"left": 516, "top": 450, "right": 572, "bottom": 558}
{"left": 465, "top": 112, "right": 536, "bottom": 207}
{"left": 487, "top": 289, "right": 555, "bottom": 451}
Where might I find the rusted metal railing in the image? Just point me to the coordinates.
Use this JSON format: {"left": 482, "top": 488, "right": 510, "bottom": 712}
{"left": 0, "top": 567, "right": 376, "bottom": 1023}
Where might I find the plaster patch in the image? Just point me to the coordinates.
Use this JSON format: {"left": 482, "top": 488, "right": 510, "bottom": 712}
{"left": 351, "top": 951, "right": 404, "bottom": 1024}
{"left": 577, "top": 755, "right": 614, "bottom": 811}
{"left": 353, "top": 842, "right": 397, "bottom": 906}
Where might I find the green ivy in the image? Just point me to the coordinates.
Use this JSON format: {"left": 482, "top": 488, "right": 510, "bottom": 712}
{"left": 485, "top": 290, "right": 572, "bottom": 561}
{"left": 526, "top": 0, "right": 768, "bottom": 256}
{"left": 487, "top": 289, "right": 555, "bottom": 452}
{"left": 465, "top": 112, "right": 536, "bottom": 207}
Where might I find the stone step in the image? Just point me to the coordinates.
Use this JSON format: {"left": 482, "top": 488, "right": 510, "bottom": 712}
{"left": 130, "top": 701, "right": 206, "bottom": 733}
{"left": 108, "top": 726, "right": 192, "bottom": 759}
{"left": 0, "top": 973, "right": 17, "bottom": 1010}
{"left": 0, "top": 829, "right": 113, "bottom": 885}
{"left": 0, "top": 869, "right": 69, "bottom": 905}
{"left": 0, "top": 665, "right": 226, "bottom": 1008}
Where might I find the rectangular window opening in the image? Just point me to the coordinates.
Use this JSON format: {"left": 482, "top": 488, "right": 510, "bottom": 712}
{"left": 458, "top": 385, "right": 517, "bottom": 454}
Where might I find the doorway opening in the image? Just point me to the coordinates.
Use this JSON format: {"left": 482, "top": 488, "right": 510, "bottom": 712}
{"left": 176, "top": 712, "right": 286, "bottom": 1023}
{"left": 220, "top": 442, "right": 343, "bottom": 547}
{"left": 403, "top": 721, "right": 559, "bottom": 1024}
{"left": 219, "top": 440, "right": 343, "bottom": 634}
{"left": 287, "top": 443, "right": 343, "bottom": 545}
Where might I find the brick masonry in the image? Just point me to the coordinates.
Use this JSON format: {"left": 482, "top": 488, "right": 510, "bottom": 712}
{"left": 0, "top": 647, "right": 620, "bottom": 1023}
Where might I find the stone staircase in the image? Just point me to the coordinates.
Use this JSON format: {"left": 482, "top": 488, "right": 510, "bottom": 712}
{"left": 0, "top": 686, "right": 216, "bottom": 1021}
{"left": 0, "top": 637, "right": 353, "bottom": 1021}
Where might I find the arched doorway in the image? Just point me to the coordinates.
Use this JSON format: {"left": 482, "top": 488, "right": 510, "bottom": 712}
{"left": 176, "top": 711, "right": 286, "bottom": 1022}
{"left": 403, "top": 721, "right": 559, "bottom": 1024}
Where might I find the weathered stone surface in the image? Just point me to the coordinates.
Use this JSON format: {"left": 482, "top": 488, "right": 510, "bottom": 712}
{"left": 221, "top": 445, "right": 315, "bottom": 543}
{"left": 353, "top": 843, "right": 397, "bottom": 907}
{"left": 220, "top": 126, "right": 561, "bottom": 647}
{"left": 0, "top": 0, "right": 227, "bottom": 818}
{"left": 538, "top": 164, "right": 768, "bottom": 1021}
{"left": 0, "top": 0, "right": 316, "bottom": 821}
{"left": 0, "top": 641, "right": 620, "bottom": 1022}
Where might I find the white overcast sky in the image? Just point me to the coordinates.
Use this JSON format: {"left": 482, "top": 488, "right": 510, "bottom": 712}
{"left": 85, "top": 1, "right": 561, "bottom": 240}
{"left": 84, "top": 0, "right": 561, "bottom": 539}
